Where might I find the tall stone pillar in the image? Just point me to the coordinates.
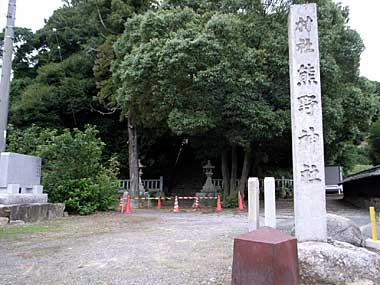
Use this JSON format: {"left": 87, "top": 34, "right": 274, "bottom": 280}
{"left": 288, "top": 4, "right": 327, "bottom": 241}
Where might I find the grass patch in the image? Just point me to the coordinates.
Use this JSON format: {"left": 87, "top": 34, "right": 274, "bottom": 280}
{"left": 0, "top": 220, "right": 65, "bottom": 239}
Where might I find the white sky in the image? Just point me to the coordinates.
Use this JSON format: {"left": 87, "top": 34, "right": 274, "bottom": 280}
{"left": 0, "top": 0, "right": 62, "bottom": 31}
{"left": 0, "top": 0, "right": 379, "bottom": 81}
{"left": 335, "top": 0, "right": 380, "bottom": 82}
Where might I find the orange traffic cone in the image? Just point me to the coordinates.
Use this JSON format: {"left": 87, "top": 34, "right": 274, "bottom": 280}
{"left": 173, "top": 196, "right": 180, "bottom": 213}
{"left": 238, "top": 191, "right": 244, "bottom": 211}
{"left": 119, "top": 197, "right": 124, "bottom": 212}
{"left": 216, "top": 194, "right": 222, "bottom": 212}
{"left": 157, "top": 196, "right": 162, "bottom": 209}
{"left": 125, "top": 194, "right": 131, "bottom": 214}
{"left": 193, "top": 197, "right": 200, "bottom": 210}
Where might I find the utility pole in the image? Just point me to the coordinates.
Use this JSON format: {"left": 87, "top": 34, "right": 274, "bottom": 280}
{"left": 0, "top": 0, "right": 16, "bottom": 152}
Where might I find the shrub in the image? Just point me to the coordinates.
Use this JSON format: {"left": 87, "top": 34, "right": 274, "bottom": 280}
{"left": 7, "top": 125, "right": 119, "bottom": 215}
{"left": 369, "top": 120, "right": 380, "bottom": 165}
{"left": 222, "top": 193, "right": 238, "bottom": 208}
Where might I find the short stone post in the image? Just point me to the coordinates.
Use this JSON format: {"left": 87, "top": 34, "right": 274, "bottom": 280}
{"left": 248, "top": 178, "right": 260, "bottom": 231}
{"left": 264, "top": 177, "right": 276, "bottom": 228}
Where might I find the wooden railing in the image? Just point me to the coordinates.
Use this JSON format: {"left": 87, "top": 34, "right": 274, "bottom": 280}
{"left": 275, "top": 177, "right": 294, "bottom": 190}
{"left": 213, "top": 177, "right": 293, "bottom": 191}
{"left": 119, "top": 176, "right": 293, "bottom": 193}
{"left": 212, "top": 179, "right": 223, "bottom": 188}
{"left": 258, "top": 177, "right": 294, "bottom": 191}
{"left": 212, "top": 177, "right": 342, "bottom": 193}
{"left": 119, "top": 176, "right": 163, "bottom": 193}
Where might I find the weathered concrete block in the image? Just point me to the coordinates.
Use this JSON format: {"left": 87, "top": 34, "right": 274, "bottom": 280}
{"left": 0, "top": 203, "right": 65, "bottom": 223}
{"left": 0, "top": 194, "right": 48, "bottom": 205}
{"left": 232, "top": 227, "right": 299, "bottom": 285}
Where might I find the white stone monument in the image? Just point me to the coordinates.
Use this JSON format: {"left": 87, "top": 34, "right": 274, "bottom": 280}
{"left": 248, "top": 177, "right": 260, "bottom": 231}
{"left": 288, "top": 4, "right": 327, "bottom": 241}
{"left": 0, "top": 152, "right": 47, "bottom": 204}
{"left": 264, "top": 177, "right": 276, "bottom": 228}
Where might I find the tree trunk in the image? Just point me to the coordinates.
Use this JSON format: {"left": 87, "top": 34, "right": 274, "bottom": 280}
{"left": 221, "top": 148, "right": 230, "bottom": 199}
{"left": 230, "top": 145, "right": 238, "bottom": 195}
{"left": 237, "top": 148, "right": 252, "bottom": 199}
{"left": 127, "top": 111, "right": 139, "bottom": 199}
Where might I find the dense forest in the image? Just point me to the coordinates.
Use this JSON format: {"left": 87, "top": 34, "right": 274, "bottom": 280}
{"left": 1, "top": 0, "right": 379, "bottom": 213}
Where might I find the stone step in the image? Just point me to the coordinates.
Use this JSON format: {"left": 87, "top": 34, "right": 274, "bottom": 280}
{"left": 0, "top": 203, "right": 65, "bottom": 223}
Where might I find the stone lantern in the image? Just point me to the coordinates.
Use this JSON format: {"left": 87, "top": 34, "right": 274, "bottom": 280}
{"left": 138, "top": 160, "right": 145, "bottom": 195}
{"left": 201, "top": 160, "right": 217, "bottom": 194}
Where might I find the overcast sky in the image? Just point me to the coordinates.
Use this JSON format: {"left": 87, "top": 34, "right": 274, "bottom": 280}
{"left": 0, "top": 0, "right": 62, "bottom": 30}
{"left": 1, "top": 0, "right": 379, "bottom": 81}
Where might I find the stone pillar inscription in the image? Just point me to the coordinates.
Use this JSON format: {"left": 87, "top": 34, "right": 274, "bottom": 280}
{"left": 288, "top": 4, "right": 327, "bottom": 241}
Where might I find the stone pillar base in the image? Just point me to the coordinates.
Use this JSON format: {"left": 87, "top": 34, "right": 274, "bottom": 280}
{"left": 0, "top": 194, "right": 48, "bottom": 205}
{"left": 232, "top": 227, "right": 299, "bottom": 285}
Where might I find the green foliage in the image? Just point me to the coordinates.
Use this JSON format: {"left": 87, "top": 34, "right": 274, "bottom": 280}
{"left": 6, "top": 0, "right": 380, "bottom": 187}
{"left": 0, "top": 27, "right": 39, "bottom": 79}
{"left": 222, "top": 194, "right": 238, "bottom": 208}
{"left": 7, "top": 125, "right": 57, "bottom": 155}
{"left": 7, "top": 1, "right": 155, "bottom": 178}
{"left": 38, "top": 127, "right": 104, "bottom": 180}
{"left": 111, "top": 0, "right": 380, "bottom": 173}
{"left": 9, "top": 52, "right": 96, "bottom": 129}
{"left": 349, "top": 164, "right": 373, "bottom": 175}
{"left": 113, "top": 6, "right": 288, "bottom": 152}
{"left": 0, "top": 221, "right": 64, "bottom": 239}
{"left": 6, "top": 126, "right": 119, "bottom": 215}
{"left": 56, "top": 175, "right": 118, "bottom": 215}
{"left": 336, "top": 143, "right": 371, "bottom": 172}
{"left": 369, "top": 120, "right": 380, "bottom": 165}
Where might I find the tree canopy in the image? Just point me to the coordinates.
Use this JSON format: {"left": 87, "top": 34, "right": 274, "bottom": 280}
{"left": 111, "top": 0, "right": 379, "bottom": 195}
{"left": 3, "top": 0, "right": 379, "bottom": 198}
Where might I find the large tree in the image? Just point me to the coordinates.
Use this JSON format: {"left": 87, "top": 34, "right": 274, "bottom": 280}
{"left": 112, "top": 5, "right": 289, "bottom": 198}
{"left": 6, "top": 0, "right": 379, "bottom": 198}
{"left": 113, "top": 0, "right": 379, "bottom": 198}
{"left": 5, "top": 0, "right": 155, "bottom": 178}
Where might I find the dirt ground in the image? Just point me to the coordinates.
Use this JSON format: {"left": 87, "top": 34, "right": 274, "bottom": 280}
{"left": 0, "top": 199, "right": 370, "bottom": 285}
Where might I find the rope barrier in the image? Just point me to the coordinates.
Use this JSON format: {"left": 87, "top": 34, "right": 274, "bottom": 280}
{"left": 123, "top": 196, "right": 218, "bottom": 201}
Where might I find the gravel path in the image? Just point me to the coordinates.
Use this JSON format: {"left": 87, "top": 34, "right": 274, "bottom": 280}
{"left": 0, "top": 198, "right": 370, "bottom": 285}
{"left": 0, "top": 210, "right": 249, "bottom": 285}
